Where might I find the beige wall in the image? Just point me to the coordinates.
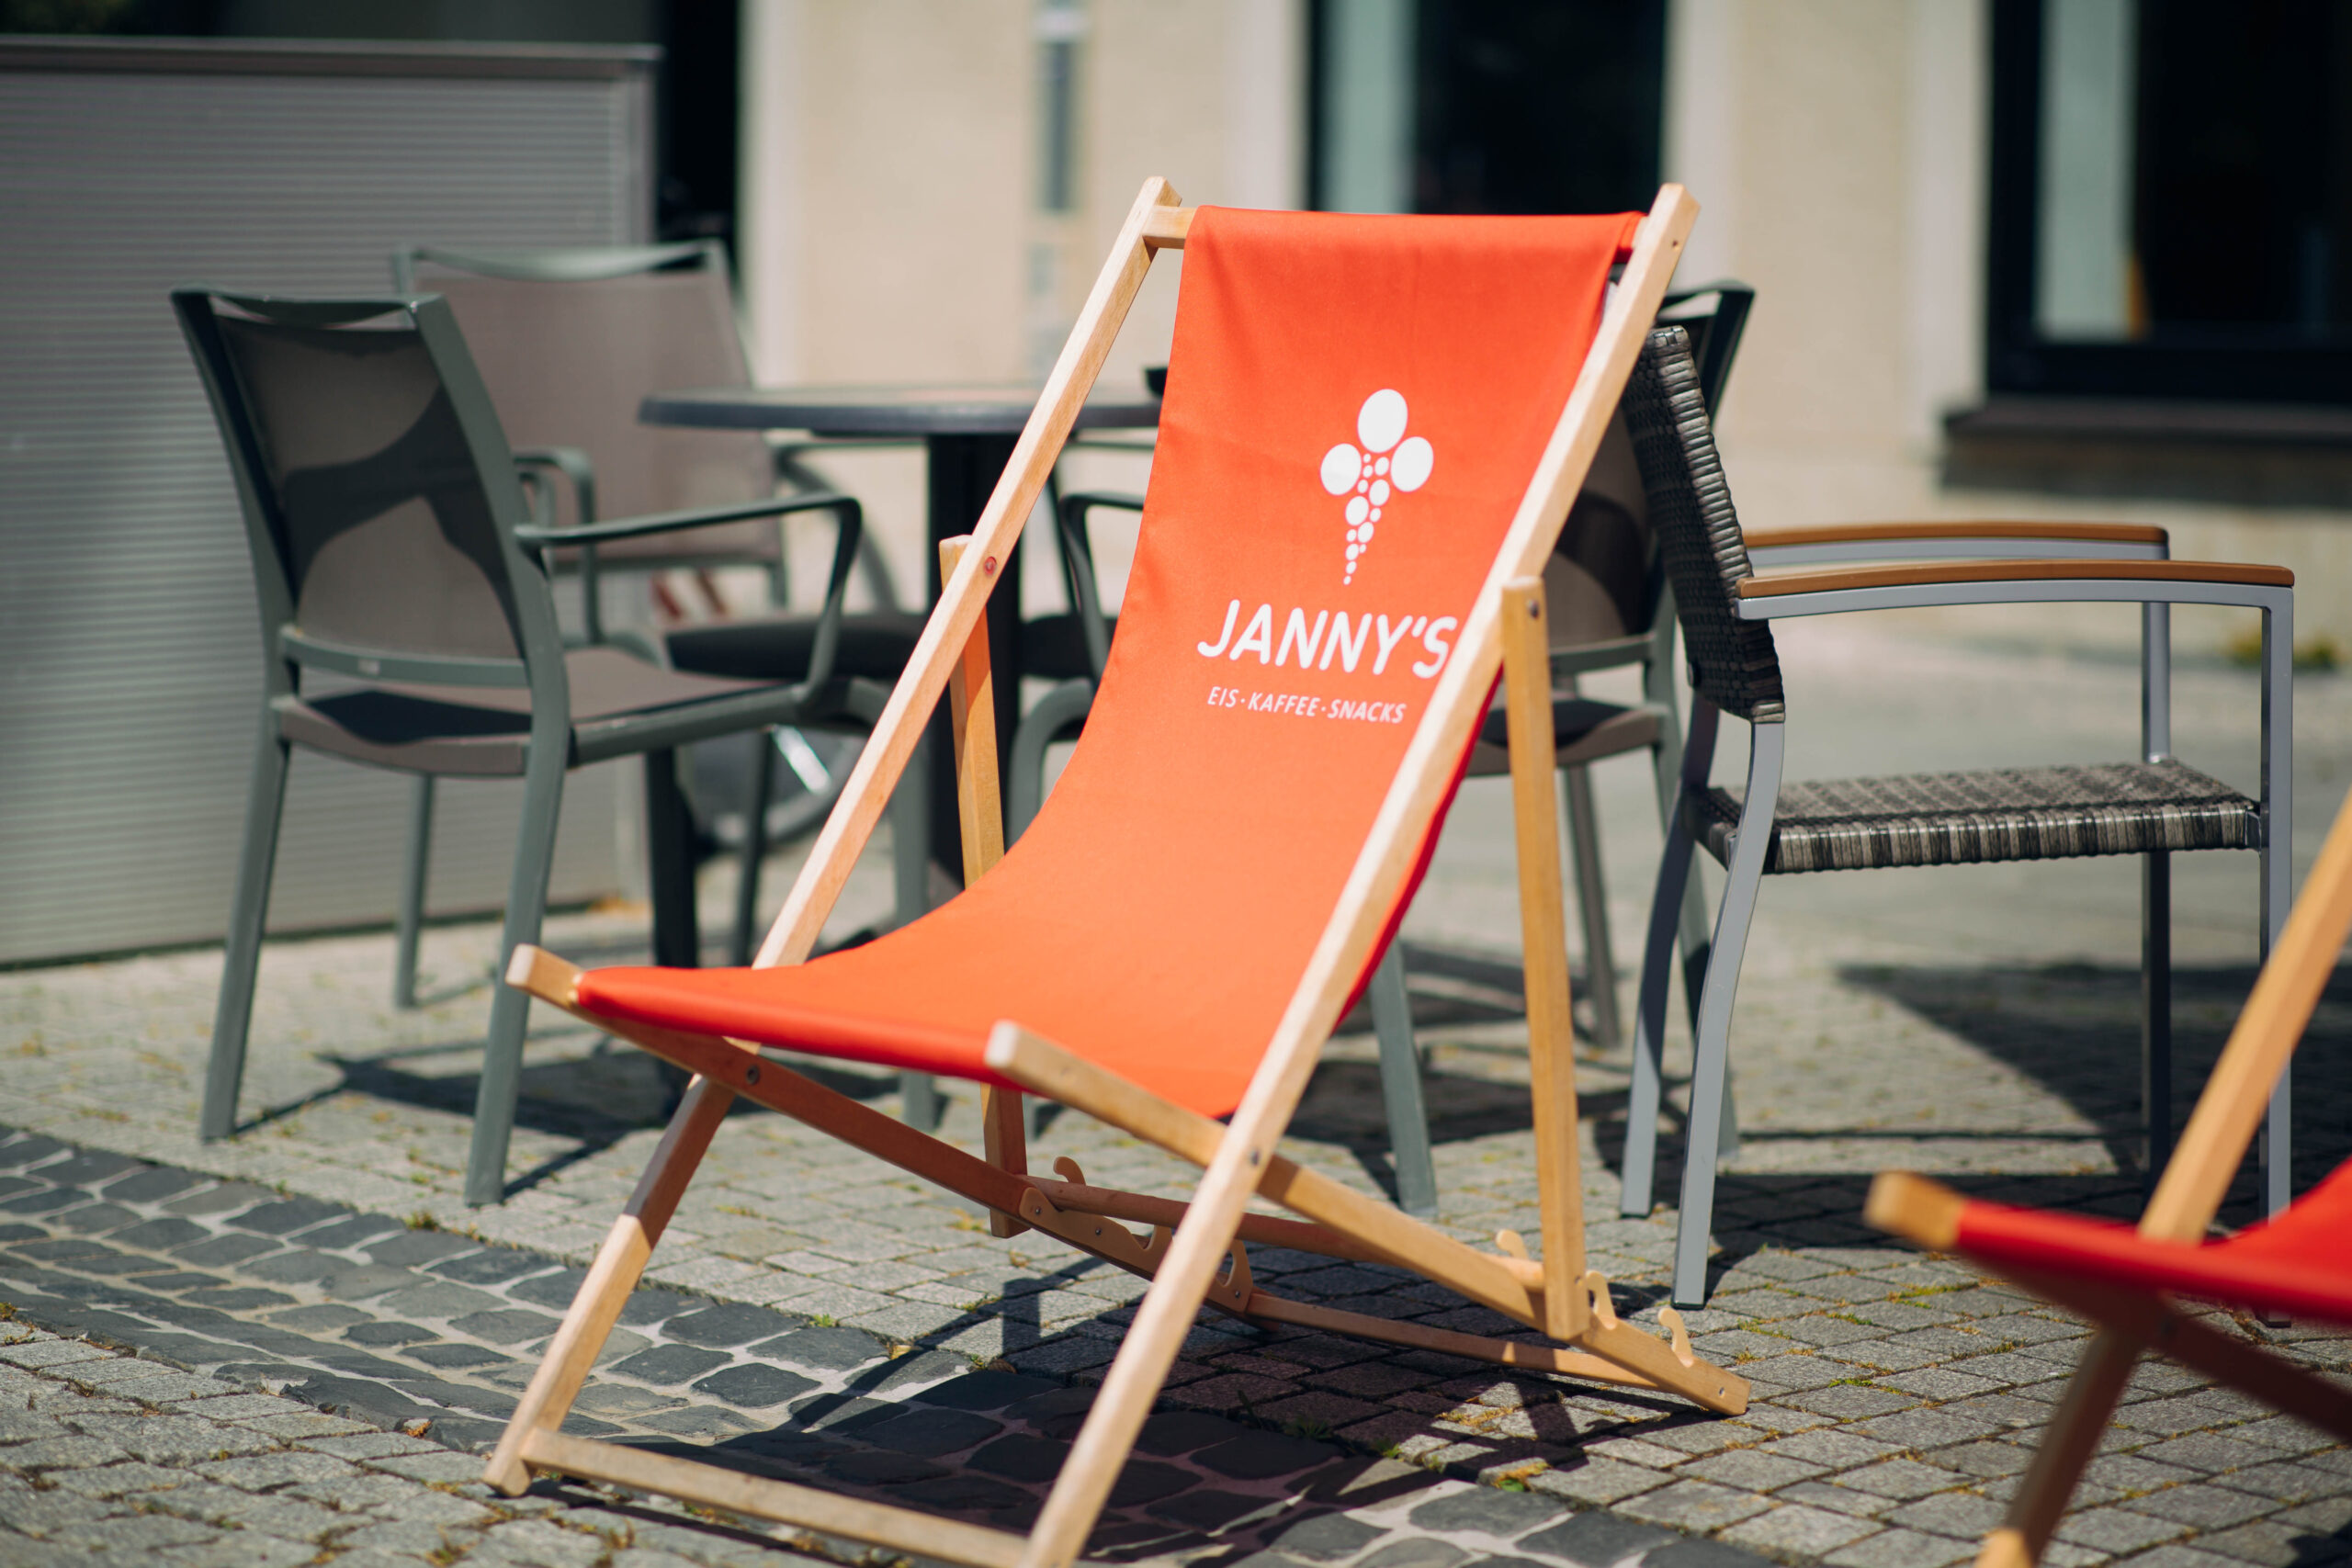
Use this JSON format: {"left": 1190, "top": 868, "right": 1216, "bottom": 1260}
{"left": 737, "top": 0, "right": 1303, "bottom": 609}
{"left": 738, "top": 0, "right": 2346, "bottom": 651}
{"left": 1667, "top": 0, "right": 2350, "bottom": 655}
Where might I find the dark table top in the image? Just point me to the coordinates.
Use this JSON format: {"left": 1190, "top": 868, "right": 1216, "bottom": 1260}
{"left": 640, "top": 382, "right": 1162, "bottom": 437}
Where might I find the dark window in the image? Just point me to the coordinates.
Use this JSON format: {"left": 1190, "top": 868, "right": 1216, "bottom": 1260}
{"left": 1988, "top": 0, "right": 2352, "bottom": 404}
{"left": 1310, "top": 0, "right": 1664, "bottom": 217}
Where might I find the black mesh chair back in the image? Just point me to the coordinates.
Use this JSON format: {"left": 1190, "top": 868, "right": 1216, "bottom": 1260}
{"left": 176, "top": 291, "right": 555, "bottom": 689}
{"left": 393, "top": 243, "right": 775, "bottom": 565}
{"left": 1622, "top": 325, "right": 1786, "bottom": 723}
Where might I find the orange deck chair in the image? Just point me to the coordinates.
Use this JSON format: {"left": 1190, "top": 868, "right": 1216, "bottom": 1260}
{"left": 486, "top": 179, "right": 1747, "bottom": 1568}
{"left": 1870, "top": 781, "right": 2352, "bottom": 1568}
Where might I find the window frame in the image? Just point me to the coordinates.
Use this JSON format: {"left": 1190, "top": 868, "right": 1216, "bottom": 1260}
{"left": 1986, "top": 0, "right": 2352, "bottom": 407}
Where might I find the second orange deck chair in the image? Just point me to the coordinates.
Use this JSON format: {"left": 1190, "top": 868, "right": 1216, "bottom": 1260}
{"left": 1869, "top": 779, "right": 2352, "bottom": 1568}
{"left": 484, "top": 180, "right": 1746, "bottom": 1568}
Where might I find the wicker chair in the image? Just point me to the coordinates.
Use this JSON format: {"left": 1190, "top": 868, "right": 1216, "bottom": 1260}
{"left": 1619, "top": 327, "right": 2296, "bottom": 1307}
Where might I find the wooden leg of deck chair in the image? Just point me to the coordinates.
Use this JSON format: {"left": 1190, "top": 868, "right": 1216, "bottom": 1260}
{"left": 1501, "top": 577, "right": 1589, "bottom": 1339}
{"left": 1978, "top": 1332, "right": 2141, "bottom": 1568}
{"left": 484, "top": 958, "right": 737, "bottom": 1493}
{"left": 941, "top": 534, "right": 1030, "bottom": 1235}
{"left": 990, "top": 1022, "right": 1749, "bottom": 1416}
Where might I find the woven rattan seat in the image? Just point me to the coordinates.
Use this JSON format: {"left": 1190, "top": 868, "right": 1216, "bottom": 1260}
{"left": 1699, "top": 758, "right": 2259, "bottom": 874}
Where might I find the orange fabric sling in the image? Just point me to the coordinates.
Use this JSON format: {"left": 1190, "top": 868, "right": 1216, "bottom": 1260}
{"left": 1949, "top": 1156, "right": 2352, "bottom": 1326}
{"left": 577, "top": 206, "right": 1641, "bottom": 1117}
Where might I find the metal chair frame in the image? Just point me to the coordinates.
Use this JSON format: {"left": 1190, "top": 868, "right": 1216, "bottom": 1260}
{"left": 176, "top": 287, "right": 894, "bottom": 1205}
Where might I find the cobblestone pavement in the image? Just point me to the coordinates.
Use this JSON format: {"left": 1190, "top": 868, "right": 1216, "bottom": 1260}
{"left": 0, "top": 1314, "right": 840, "bottom": 1568}
{"left": 5, "top": 625, "right": 2350, "bottom": 1567}
{"left": 0, "top": 1132, "right": 1773, "bottom": 1568}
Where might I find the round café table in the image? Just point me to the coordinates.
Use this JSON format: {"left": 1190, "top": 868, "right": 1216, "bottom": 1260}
{"left": 639, "top": 382, "right": 1160, "bottom": 886}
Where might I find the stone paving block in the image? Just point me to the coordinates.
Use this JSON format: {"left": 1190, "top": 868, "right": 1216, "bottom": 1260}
{"left": 688, "top": 1363, "right": 818, "bottom": 1408}
{"left": 1198, "top": 1430, "right": 1345, "bottom": 1482}
{"left": 1680, "top": 1450, "right": 1825, "bottom": 1492}
{"left": 448, "top": 1307, "right": 563, "bottom": 1345}
{"left": 162, "top": 1183, "right": 275, "bottom": 1216}
{"left": 1820, "top": 1526, "right": 1976, "bottom": 1567}
{"left": 361, "top": 1230, "right": 475, "bottom": 1269}
{"left": 0, "top": 1337, "right": 109, "bottom": 1368}
{"left": 1784, "top": 1384, "right": 1916, "bottom": 1420}
{"left": 30, "top": 1153, "right": 142, "bottom": 1189}
{"left": 177, "top": 1393, "right": 311, "bottom": 1420}
{"left": 109, "top": 1217, "right": 208, "bottom": 1251}
{"left": 1357, "top": 1540, "right": 1469, "bottom": 1568}
{"left": 1254, "top": 1513, "right": 1382, "bottom": 1562}
{"left": 2139, "top": 1431, "right": 2286, "bottom": 1476}
{"left": 44, "top": 1459, "right": 196, "bottom": 1500}
{"left": 857, "top": 1406, "right": 1006, "bottom": 1458}
{"left": 1835, "top": 1457, "right": 1969, "bottom": 1500}
{"left": 659, "top": 1302, "right": 801, "bottom": 1348}
{"left": 1883, "top": 1490, "right": 2007, "bottom": 1537}
{"left": 0, "top": 1135, "right": 68, "bottom": 1170}
{"left": 1402, "top": 1484, "right": 1566, "bottom": 1539}
{"left": 1719, "top": 1502, "right": 1883, "bottom": 1558}
{"left": 376, "top": 1281, "right": 507, "bottom": 1319}
{"left": 968, "top": 1432, "right": 1070, "bottom": 1482}
{"left": 427, "top": 1247, "right": 556, "bottom": 1285}
{"left": 69, "top": 1413, "right": 277, "bottom": 1465}
{"left": 752, "top": 1325, "right": 887, "bottom": 1372}
{"left": 241, "top": 1248, "right": 343, "bottom": 1285}
{"left": 2125, "top": 1482, "right": 2278, "bottom": 1529}
{"left": 288, "top": 1215, "right": 406, "bottom": 1251}
{"left": 1849, "top": 1407, "right": 2006, "bottom": 1450}
{"left": 318, "top": 1264, "right": 428, "bottom": 1302}
{"left": 1518, "top": 1509, "right": 1678, "bottom": 1563}
{"left": 2219, "top": 1459, "right": 2352, "bottom": 1503}
{"left": 413, "top": 1342, "right": 517, "bottom": 1371}
{"left": 1773, "top": 1481, "right": 1898, "bottom": 1520}
{"left": 239, "top": 1412, "right": 377, "bottom": 1439}
{"left": 1615, "top": 1480, "right": 1773, "bottom": 1534}
{"left": 99, "top": 1371, "right": 235, "bottom": 1403}
{"left": 228, "top": 1198, "right": 345, "bottom": 1235}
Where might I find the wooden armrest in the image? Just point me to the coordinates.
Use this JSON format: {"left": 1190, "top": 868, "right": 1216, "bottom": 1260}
{"left": 1744, "top": 520, "right": 2166, "bottom": 549}
{"left": 1738, "top": 558, "right": 2291, "bottom": 598}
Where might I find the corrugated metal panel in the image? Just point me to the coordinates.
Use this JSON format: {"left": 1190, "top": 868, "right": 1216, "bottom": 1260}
{"left": 0, "top": 50, "right": 656, "bottom": 964}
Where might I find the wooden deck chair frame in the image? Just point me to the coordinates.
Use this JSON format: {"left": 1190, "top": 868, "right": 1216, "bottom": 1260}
{"left": 1867, "top": 779, "right": 2352, "bottom": 1568}
{"left": 484, "top": 179, "right": 1747, "bottom": 1568}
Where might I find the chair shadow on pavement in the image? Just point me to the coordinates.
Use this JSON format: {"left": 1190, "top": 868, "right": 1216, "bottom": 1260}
{"left": 1839, "top": 958, "right": 2352, "bottom": 1203}
{"left": 251, "top": 1030, "right": 901, "bottom": 1198}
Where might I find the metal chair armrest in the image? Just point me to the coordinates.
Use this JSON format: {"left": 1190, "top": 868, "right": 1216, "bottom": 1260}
{"left": 512, "top": 446, "right": 597, "bottom": 525}
{"left": 514, "top": 491, "right": 858, "bottom": 548}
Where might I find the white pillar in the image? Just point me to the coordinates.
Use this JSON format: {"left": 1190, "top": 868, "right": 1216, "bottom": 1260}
{"left": 1663, "top": 0, "right": 1740, "bottom": 286}
{"left": 1226, "top": 0, "right": 1306, "bottom": 209}
{"left": 738, "top": 0, "right": 807, "bottom": 383}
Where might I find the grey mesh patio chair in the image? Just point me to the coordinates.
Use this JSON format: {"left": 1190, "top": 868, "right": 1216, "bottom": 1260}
{"left": 386, "top": 243, "right": 912, "bottom": 999}
{"left": 1003, "top": 288, "right": 1754, "bottom": 1216}
{"left": 175, "top": 287, "right": 897, "bottom": 1207}
{"left": 1618, "top": 325, "right": 2295, "bottom": 1307}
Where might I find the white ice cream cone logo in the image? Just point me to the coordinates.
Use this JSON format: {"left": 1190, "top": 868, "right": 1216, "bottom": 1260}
{"left": 1319, "top": 389, "right": 1433, "bottom": 585}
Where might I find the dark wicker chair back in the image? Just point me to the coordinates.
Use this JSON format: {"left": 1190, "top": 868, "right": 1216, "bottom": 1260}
{"left": 1622, "top": 325, "right": 1786, "bottom": 724}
